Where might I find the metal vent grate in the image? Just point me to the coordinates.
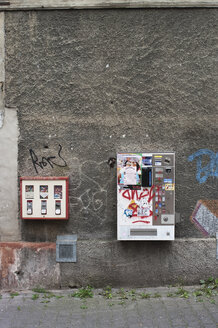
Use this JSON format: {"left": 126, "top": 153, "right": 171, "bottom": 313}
{"left": 130, "top": 229, "right": 157, "bottom": 236}
{"left": 59, "top": 245, "right": 74, "bottom": 259}
{"left": 56, "top": 235, "right": 77, "bottom": 262}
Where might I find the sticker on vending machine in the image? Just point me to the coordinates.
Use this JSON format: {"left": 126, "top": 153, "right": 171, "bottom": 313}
{"left": 40, "top": 185, "right": 48, "bottom": 199}
{"left": 25, "top": 185, "right": 34, "bottom": 199}
{"left": 54, "top": 185, "right": 62, "bottom": 199}
{"left": 165, "top": 183, "right": 174, "bottom": 191}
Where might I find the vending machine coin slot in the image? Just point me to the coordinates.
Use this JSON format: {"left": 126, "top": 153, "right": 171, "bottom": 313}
{"left": 27, "top": 200, "right": 33, "bottom": 215}
{"left": 41, "top": 200, "right": 47, "bottom": 215}
{"left": 55, "top": 200, "right": 61, "bottom": 215}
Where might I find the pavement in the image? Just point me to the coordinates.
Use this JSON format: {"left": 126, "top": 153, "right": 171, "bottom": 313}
{"left": 0, "top": 286, "right": 217, "bottom": 328}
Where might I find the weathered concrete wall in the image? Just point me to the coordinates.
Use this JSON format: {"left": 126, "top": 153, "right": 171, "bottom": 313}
{"left": 0, "top": 107, "right": 20, "bottom": 242}
{"left": 0, "top": 242, "right": 60, "bottom": 290}
{"left": 0, "top": 239, "right": 217, "bottom": 289}
{"left": 61, "top": 238, "right": 218, "bottom": 288}
{"left": 0, "top": 12, "right": 20, "bottom": 242}
{"left": 5, "top": 9, "right": 218, "bottom": 242}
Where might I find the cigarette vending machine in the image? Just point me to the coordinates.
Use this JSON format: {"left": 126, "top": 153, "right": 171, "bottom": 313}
{"left": 117, "top": 153, "right": 175, "bottom": 240}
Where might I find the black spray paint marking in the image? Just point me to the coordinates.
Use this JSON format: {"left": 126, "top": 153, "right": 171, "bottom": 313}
{"left": 29, "top": 144, "right": 67, "bottom": 174}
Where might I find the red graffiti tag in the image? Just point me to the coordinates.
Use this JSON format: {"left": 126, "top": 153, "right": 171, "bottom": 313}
{"left": 132, "top": 220, "right": 151, "bottom": 224}
{"left": 121, "top": 185, "right": 159, "bottom": 203}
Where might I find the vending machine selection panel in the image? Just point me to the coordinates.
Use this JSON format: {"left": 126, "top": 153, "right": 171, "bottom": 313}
{"left": 20, "top": 177, "right": 69, "bottom": 220}
{"left": 117, "top": 153, "right": 175, "bottom": 240}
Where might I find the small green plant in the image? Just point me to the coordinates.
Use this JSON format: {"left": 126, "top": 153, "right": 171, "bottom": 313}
{"left": 32, "top": 287, "right": 48, "bottom": 293}
{"left": 40, "top": 300, "right": 50, "bottom": 304}
{"left": 167, "top": 293, "right": 174, "bottom": 297}
{"left": 43, "top": 293, "right": 55, "bottom": 299}
{"left": 153, "top": 293, "right": 161, "bottom": 298}
{"left": 210, "top": 299, "right": 215, "bottom": 304}
{"left": 31, "top": 294, "right": 39, "bottom": 300}
{"left": 140, "top": 293, "right": 151, "bottom": 299}
{"left": 108, "top": 302, "right": 114, "bottom": 307}
{"left": 128, "top": 289, "right": 136, "bottom": 296}
{"left": 193, "top": 290, "right": 204, "bottom": 297}
{"left": 103, "top": 286, "right": 113, "bottom": 299}
{"left": 118, "top": 300, "right": 125, "bottom": 305}
{"left": 196, "top": 298, "right": 204, "bottom": 302}
{"left": 71, "top": 286, "right": 93, "bottom": 299}
{"left": 55, "top": 295, "right": 64, "bottom": 299}
{"left": 118, "top": 288, "right": 128, "bottom": 300}
{"left": 175, "top": 288, "right": 189, "bottom": 299}
{"left": 10, "top": 292, "right": 19, "bottom": 298}
{"left": 17, "top": 306, "right": 21, "bottom": 311}
{"left": 199, "top": 277, "right": 218, "bottom": 298}
{"left": 80, "top": 304, "right": 88, "bottom": 309}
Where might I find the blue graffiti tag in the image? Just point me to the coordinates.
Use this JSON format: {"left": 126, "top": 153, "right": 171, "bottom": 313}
{"left": 188, "top": 149, "right": 218, "bottom": 183}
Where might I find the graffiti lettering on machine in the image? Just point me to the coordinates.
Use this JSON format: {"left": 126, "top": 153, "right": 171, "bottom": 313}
{"left": 29, "top": 144, "right": 67, "bottom": 174}
{"left": 188, "top": 149, "right": 218, "bottom": 184}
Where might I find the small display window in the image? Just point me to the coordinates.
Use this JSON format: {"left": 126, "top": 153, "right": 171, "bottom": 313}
{"left": 54, "top": 185, "right": 62, "bottom": 199}
{"left": 40, "top": 185, "right": 48, "bottom": 199}
{"left": 25, "top": 185, "right": 34, "bottom": 199}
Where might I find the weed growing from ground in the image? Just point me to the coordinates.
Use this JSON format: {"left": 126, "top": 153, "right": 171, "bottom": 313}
{"left": 17, "top": 306, "right": 21, "bottom": 311}
{"left": 167, "top": 293, "right": 174, "bottom": 297}
{"left": 118, "top": 288, "right": 128, "bottom": 300}
{"left": 103, "top": 286, "right": 113, "bottom": 299}
{"left": 10, "top": 292, "right": 19, "bottom": 298}
{"left": 140, "top": 293, "right": 151, "bottom": 299}
{"left": 175, "top": 288, "right": 189, "bottom": 299}
{"left": 108, "top": 302, "right": 114, "bottom": 307}
{"left": 32, "top": 287, "right": 48, "bottom": 293}
{"left": 71, "top": 286, "right": 93, "bottom": 299}
{"left": 43, "top": 293, "right": 55, "bottom": 299}
{"left": 153, "top": 293, "right": 161, "bottom": 298}
{"left": 198, "top": 277, "right": 217, "bottom": 299}
{"left": 128, "top": 289, "right": 136, "bottom": 296}
{"left": 193, "top": 290, "right": 204, "bottom": 297}
{"left": 31, "top": 294, "right": 39, "bottom": 300}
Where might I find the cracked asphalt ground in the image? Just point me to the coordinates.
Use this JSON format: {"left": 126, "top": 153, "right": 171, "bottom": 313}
{"left": 0, "top": 286, "right": 217, "bottom": 328}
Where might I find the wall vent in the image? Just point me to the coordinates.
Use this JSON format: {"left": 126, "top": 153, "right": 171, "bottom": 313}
{"left": 56, "top": 235, "right": 77, "bottom": 262}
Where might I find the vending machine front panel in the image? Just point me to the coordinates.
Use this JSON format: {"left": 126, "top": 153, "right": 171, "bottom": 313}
{"left": 117, "top": 153, "right": 175, "bottom": 241}
{"left": 20, "top": 177, "right": 69, "bottom": 220}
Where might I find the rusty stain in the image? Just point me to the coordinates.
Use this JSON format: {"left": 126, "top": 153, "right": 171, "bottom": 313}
{"left": 0, "top": 247, "right": 15, "bottom": 279}
{"left": 0, "top": 242, "right": 56, "bottom": 250}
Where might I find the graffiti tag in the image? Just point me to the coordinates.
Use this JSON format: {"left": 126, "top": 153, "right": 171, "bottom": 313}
{"left": 29, "top": 144, "right": 67, "bottom": 174}
{"left": 120, "top": 185, "right": 161, "bottom": 223}
{"left": 188, "top": 149, "right": 218, "bottom": 184}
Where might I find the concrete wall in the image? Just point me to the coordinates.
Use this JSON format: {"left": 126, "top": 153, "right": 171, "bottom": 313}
{"left": 5, "top": 9, "right": 218, "bottom": 241}
{"left": 0, "top": 12, "right": 20, "bottom": 242}
{"left": 1, "top": 9, "right": 218, "bottom": 287}
{"left": 0, "top": 239, "right": 217, "bottom": 289}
